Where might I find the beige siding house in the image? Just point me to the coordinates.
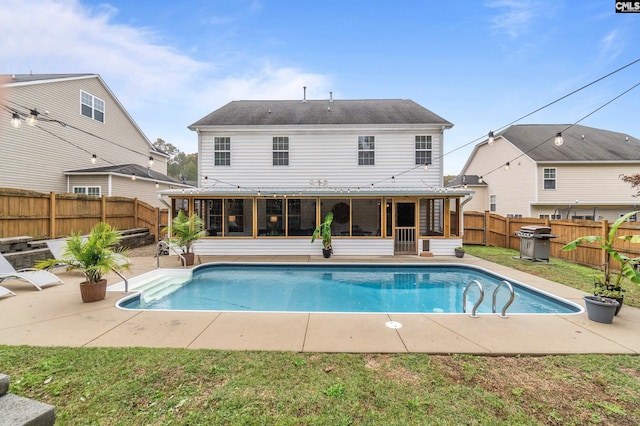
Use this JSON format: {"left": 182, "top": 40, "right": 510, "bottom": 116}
{"left": 160, "top": 98, "right": 473, "bottom": 256}
{"left": 0, "top": 74, "right": 189, "bottom": 208}
{"left": 449, "top": 124, "right": 640, "bottom": 222}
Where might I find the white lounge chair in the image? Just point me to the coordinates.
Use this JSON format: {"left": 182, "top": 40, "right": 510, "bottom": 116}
{"left": 0, "top": 285, "right": 16, "bottom": 299}
{"left": 0, "top": 252, "right": 64, "bottom": 291}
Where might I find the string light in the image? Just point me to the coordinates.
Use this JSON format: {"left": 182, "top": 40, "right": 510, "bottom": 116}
{"left": 391, "top": 176, "right": 395, "bottom": 183}
{"left": 554, "top": 132, "right": 564, "bottom": 146}
{"left": 91, "top": 154, "right": 97, "bottom": 164}
{"left": 504, "top": 162, "right": 510, "bottom": 171}
{"left": 488, "top": 131, "right": 494, "bottom": 145}
{"left": 423, "top": 163, "right": 429, "bottom": 172}
{"left": 148, "top": 156, "right": 154, "bottom": 167}
{"left": 11, "top": 112, "right": 21, "bottom": 128}
{"left": 155, "top": 182, "right": 159, "bottom": 189}
{"left": 204, "top": 176, "right": 208, "bottom": 184}
{"left": 26, "top": 109, "right": 39, "bottom": 126}
{"left": 131, "top": 173, "right": 136, "bottom": 181}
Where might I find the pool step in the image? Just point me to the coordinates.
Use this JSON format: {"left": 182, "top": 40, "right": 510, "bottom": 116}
{"left": 139, "top": 277, "right": 189, "bottom": 304}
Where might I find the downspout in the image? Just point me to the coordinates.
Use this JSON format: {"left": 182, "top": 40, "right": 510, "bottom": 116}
{"left": 460, "top": 191, "right": 475, "bottom": 241}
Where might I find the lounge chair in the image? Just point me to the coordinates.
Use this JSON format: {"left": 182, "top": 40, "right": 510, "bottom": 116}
{"left": 0, "top": 252, "right": 64, "bottom": 291}
{"left": 0, "top": 285, "right": 16, "bottom": 299}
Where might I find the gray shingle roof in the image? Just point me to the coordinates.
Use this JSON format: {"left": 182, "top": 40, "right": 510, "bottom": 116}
{"left": 1, "top": 74, "right": 95, "bottom": 84}
{"left": 64, "top": 164, "right": 187, "bottom": 185}
{"left": 190, "top": 99, "right": 453, "bottom": 128}
{"left": 499, "top": 124, "right": 640, "bottom": 162}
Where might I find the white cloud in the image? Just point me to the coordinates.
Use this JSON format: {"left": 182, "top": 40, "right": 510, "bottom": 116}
{"left": 485, "top": 0, "right": 537, "bottom": 38}
{"left": 0, "top": 0, "right": 332, "bottom": 152}
{"left": 599, "top": 30, "right": 623, "bottom": 62}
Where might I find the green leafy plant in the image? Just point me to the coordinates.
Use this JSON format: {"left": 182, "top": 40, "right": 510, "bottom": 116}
{"left": 36, "top": 222, "right": 130, "bottom": 284}
{"left": 311, "top": 212, "right": 334, "bottom": 251}
{"left": 562, "top": 210, "right": 640, "bottom": 298}
{"left": 163, "top": 210, "right": 205, "bottom": 254}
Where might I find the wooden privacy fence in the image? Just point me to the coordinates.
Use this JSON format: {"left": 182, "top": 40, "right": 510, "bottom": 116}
{"left": 0, "top": 187, "right": 168, "bottom": 240}
{"left": 463, "top": 210, "right": 640, "bottom": 271}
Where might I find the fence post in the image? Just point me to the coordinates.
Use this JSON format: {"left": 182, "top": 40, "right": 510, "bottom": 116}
{"left": 134, "top": 198, "right": 139, "bottom": 229}
{"left": 601, "top": 219, "right": 609, "bottom": 268}
{"left": 101, "top": 196, "right": 106, "bottom": 223}
{"left": 154, "top": 207, "right": 160, "bottom": 242}
{"left": 49, "top": 192, "right": 56, "bottom": 238}
{"left": 484, "top": 210, "right": 490, "bottom": 246}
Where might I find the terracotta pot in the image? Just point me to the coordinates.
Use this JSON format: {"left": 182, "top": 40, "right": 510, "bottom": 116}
{"left": 80, "top": 279, "right": 107, "bottom": 303}
{"left": 181, "top": 252, "right": 195, "bottom": 266}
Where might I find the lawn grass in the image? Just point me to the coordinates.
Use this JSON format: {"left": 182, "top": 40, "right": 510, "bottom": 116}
{"left": 1, "top": 347, "right": 639, "bottom": 425}
{"left": 2, "top": 246, "right": 640, "bottom": 424}
{"left": 464, "top": 245, "right": 640, "bottom": 308}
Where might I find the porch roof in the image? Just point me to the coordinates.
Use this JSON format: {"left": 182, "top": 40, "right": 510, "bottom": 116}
{"left": 160, "top": 186, "right": 474, "bottom": 198}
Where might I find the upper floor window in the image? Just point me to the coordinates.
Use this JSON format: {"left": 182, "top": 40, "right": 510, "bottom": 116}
{"left": 490, "top": 194, "right": 496, "bottom": 212}
{"left": 415, "top": 135, "right": 432, "bottom": 165}
{"left": 543, "top": 168, "right": 556, "bottom": 190}
{"left": 73, "top": 186, "right": 101, "bottom": 196}
{"left": 272, "top": 136, "right": 289, "bottom": 166}
{"left": 214, "top": 137, "right": 231, "bottom": 166}
{"left": 358, "top": 136, "right": 375, "bottom": 165}
{"left": 80, "top": 91, "right": 105, "bottom": 123}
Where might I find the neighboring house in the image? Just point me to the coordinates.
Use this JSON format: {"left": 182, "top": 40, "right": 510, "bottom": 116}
{"left": 0, "top": 74, "right": 189, "bottom": 208}
{"left": 160, "top": 97, "right": 473, "bottom": 256}
{"left": 449, "top": 124, "right": 640, "bottom": 221}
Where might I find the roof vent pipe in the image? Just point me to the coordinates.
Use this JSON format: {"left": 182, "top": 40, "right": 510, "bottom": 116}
{"left": 329, "top": 91, "right": 333, "bottom": 102}
{"left": 302, "top": 86, "right": 307, "bottom": 103}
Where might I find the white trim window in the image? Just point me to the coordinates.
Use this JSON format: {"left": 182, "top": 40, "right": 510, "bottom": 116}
{"left": 415, "top": 135, "right": 432, "bottom": 165}
{"left": 490, "top": 194, "right": 496, "bottom": 212}
{"left": 358, "top": 136, "right": 375, "bottom": 165}
{"left": 272, "top": 136, "right": 289, "bottom": 166}
{"left": 543, "top": 168, "right": 556, "bottom": 190}
{"left": 73, "top": 186, "right": 101, "bottom": 196}
{"left": 214, "top": 137, "right": 231, "bottom": 166}
{"left": 539, "top": 214, "right": 561, "bottom": 219}
{"left": 620, "top": 213, "right": 638, "bottom": 222}
{"left": 80, "top": 91, "right": 105, "bottom": 123}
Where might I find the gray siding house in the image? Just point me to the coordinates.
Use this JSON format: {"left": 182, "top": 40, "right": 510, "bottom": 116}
{"left": 0, "top": 74, "right": 189, "bottom": 208}
{"left": 160, "top": 97, "right": 473, "bottom": 256}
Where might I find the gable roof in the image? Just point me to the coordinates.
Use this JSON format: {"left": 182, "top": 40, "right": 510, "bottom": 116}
{"left": 189, "top": 99, "right": 453, "bottom": 128}
{"left": 2, "top": 74, "right": 94, "bottom": 84}
{"left": 498, "top": 124, "right": 640, "bottom": 162}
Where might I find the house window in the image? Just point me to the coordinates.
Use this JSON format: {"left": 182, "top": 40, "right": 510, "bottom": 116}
{"left": 73, "top": 186, "right": 101, "bottom": 196}
{"left": 214, "top": 137, "right": 231, "bottom": 166}
{"left": 539, "top": 214, "right": 561, "bottom": 219}
{"left": 80, "top": 91, "right": 105, "bottom": 123}
{"left": 272, "top": 136, "right": 289, "bottom": 166}
{"left": 490, "top": 194, "right": 496, "bottom": 212}
{"left": 507, "top": 214, "right": 523, "bottom": 218}
{"left": 543, "top": 168, "right": 556, "bottom": 190}
{"left": 358, "top": 136, "right": 375, "bottom": 165}
{"left": 620, "top": 213, "right": 638, "bottom": 222}
{"left": 415, "top": 135, "right": 432, "bottom": 165}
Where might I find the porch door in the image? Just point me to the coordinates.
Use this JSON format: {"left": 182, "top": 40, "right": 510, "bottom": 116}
{"left": 395, "top": 202, "right": 416, "bottom": 254}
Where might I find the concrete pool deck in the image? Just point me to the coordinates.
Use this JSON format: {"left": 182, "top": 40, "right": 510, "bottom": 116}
{"left": 1, "top": 254, "right": 639, "bottom": 354}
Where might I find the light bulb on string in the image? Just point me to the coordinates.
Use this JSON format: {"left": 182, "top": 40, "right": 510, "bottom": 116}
{"left": 11, "top": 112, "right": 21, "bottom": 128}
{"left": 488, "top": 131, "right": 494, "bottom": 145}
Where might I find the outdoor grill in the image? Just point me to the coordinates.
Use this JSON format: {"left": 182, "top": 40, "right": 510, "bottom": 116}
{"left": 515, "top": 225, "right": 557, "bottom": 262}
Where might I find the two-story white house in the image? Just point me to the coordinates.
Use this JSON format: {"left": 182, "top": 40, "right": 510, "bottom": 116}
{"left": 449, "top": 124, "right": 640, "bottom": 221}
{"left": 0, "top": 74, "right": 190, "bottom": 208}
{"left": 160, "top": 97, "right": 473, "bottom": 256}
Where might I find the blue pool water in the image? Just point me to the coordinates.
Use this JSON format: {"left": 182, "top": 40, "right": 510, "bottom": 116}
{"left": 117, "top": 263, "right": 582, "bottom": 314}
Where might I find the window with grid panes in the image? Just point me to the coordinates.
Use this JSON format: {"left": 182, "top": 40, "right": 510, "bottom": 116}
{"left": 272, "top": 136, "right": 289, "bottom": 166}
{"left": 214, "top": 137, "right": 231, "bottom": 166}
{"left": 415, "top": 135, "right": 432, "bottom": 165}
{"left": 358, "top": 136, "right": 375, "bottom": 165}
{"left": 80, "top": 91, "right": 105, "bottom": 123}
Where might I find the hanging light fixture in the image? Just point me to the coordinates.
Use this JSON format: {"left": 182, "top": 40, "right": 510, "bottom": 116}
{"left": 26, "top": 109, "right": 39, "bottom": 126}
{"left": 554, "top": 132, "right": 564, "bottom": 146}
{"left": 91, "top": 154, "right": 97, "bottom": 164}
{"left": 505, "top": 162, "right": 510, "bottom": 171}
{"left": 488, "top": 131, "right": 495, "bottom": 145}
{"left": 11, "top": 112, "right": 21, "bottom": 128}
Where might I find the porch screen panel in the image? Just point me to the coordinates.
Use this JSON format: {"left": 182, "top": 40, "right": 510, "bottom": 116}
{"left": 194, "top": 199, "right": 222, "bottom": 236}
{"left": 321, "top": 198, "right": 350, "bottom": 236}
{"left": 257, "top": 198, "right": 284, "bottom": 237}
{"left": 288, "top": 199, "right": 316, "bottom": 236}
{"left": 419, "top": 198, "right": 444, "bottom": 236}
{"left": 225, "top": 198, "right": 253, "bottom": 236}
{"left": 351, "top": 198, "right": 381, "bottom": 236}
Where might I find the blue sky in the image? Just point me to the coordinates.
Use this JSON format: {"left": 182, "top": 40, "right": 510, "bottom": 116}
{"left": 1, "top": 0, "right": 639, "bottom": 175}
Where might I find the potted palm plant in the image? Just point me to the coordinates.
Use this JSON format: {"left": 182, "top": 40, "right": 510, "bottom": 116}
{"left": 562, "top": 210, "right": 640, "bottom": 319}
{"left": 311, "top": 212, "right": 334, "bottom": 258}
{"left": 163, "top": 210, "right": 205, "bottom": 266}
{"left": 36, "top": 222, "right": 131, "bottom": 302}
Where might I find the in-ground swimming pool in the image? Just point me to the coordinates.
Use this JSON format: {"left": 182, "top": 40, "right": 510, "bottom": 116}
{"left": 116, "top": 263, "right": 582, "bottom": 314}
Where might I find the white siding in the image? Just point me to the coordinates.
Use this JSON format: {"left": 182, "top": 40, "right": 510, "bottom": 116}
{"left": 192, "top": 238, "right": 395, "bottom": 256}
{"left": 199, "top": 127, "right": 444, "bottom": 189}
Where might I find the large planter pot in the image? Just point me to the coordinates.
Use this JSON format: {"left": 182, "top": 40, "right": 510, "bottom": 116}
{"left": 454, "top": 249, "right": 465, "bottom": 258}
{"left": 584, "top": 295, "right": 619, "bottom": 324}
{"left": 181, "top": 252, "right": 195, "bottom": 266}
{"left": 322, "top": 248, "right": 332, "bottom": 259}
{"left": 80, "top": 279, "right": 107, "bottom": 303}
